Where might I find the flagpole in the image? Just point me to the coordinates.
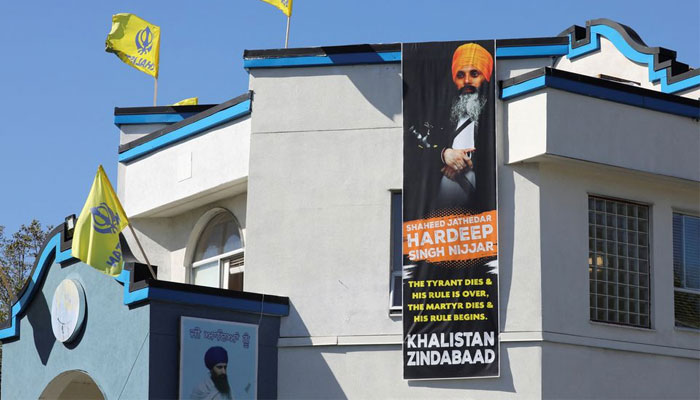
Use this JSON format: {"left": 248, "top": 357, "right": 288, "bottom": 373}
{"left": 153, "top": 77, "right": 158, "bottom": 106}
{"left": 128, "top": 224, "right": 157, "bottom": 280}
{"left": 285, "top": 15, "right": 290, "bottom": 48}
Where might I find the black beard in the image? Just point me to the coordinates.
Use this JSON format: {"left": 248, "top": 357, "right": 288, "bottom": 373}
{"left": 211, "top": 373, "right": 231, "bottom": 398}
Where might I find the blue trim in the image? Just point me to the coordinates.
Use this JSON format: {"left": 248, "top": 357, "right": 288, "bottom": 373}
{"left": 0, "top": 228, "right": 288, "bottom": 341}
{"left": 566, "top": 24, "right": 698, "bottom": 94}
{"left": 244, "top": 51, "right": 401, "bottom": 68}
{"left": 501, "top": 74, "right": 699, "bottom": 119}
{"left": 496, "top": 44, "right": 569, "bottom": 58}
{"left": 114, "top": 113, "right": 199, "bottom": 125}
{"left": 501, "top": 75, "right": 546, "bottom": 99}
{"left": 119, "top": 100, "right": 251, "bottom": 163}
{"left": 145, "top": 287, "right": 289, "bottom": 316}
{"left": 0, "top": 233, "right": 73, "bottom": 340}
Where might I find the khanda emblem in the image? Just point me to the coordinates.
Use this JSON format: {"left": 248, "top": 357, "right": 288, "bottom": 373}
{"left": 90, "top": 203, "right": 121, "bottom": 234}
{"left": 135, "top": 26, "right": 154, "bottom": 55}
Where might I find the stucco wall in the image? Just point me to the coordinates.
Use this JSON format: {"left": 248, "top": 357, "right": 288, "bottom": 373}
{"left": 1, "top": 261, "right": 150, "bottom": 399}
{"left": 119, "top": 117, "right": 250, "bottom": 218}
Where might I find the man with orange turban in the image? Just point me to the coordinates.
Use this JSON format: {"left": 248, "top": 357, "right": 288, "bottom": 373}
{"left": 436, "top": 42, "right": 494, "bottom": 210}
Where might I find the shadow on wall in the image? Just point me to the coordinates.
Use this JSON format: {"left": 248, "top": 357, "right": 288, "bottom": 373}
{"left": 26, "top": 289, "right": 56, "bottom": 365}
{"left": 268, "top": 52, "right": 402, "bottom": 124}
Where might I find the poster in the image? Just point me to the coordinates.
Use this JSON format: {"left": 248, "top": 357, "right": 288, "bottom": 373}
{"left": 179, "top": 317, "right": 258, "bottom": 399}
{"left": 402, "top": 40, "right": 499, "bottom": 380}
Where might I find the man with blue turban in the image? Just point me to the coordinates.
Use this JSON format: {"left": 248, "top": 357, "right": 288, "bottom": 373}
{"left": 191, "top": 346, "right": 232, "bottom": 399}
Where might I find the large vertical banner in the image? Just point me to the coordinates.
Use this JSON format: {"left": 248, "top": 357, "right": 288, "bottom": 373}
{"left": 402, "top": 40, "right": 499, "bottom": 380}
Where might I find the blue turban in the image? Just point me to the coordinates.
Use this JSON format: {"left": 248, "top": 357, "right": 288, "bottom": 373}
{"left": 204, "top": 346, "right": 228, "bottom": 369}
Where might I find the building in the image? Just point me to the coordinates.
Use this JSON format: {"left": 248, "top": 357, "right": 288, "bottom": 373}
{"left": 2, "top": 18, "right": 699, "bottom": 399}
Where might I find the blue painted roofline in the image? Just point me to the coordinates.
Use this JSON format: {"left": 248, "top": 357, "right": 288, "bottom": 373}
{"left": 244, "top": 51, "right": 401, "bottom": 69}
{"left": 0, "top": 232, "right": 72, "bottom": 340}
{"left": 114, "top": 112, "right": 199, "bottom": 125}
{"left": 496, "top": 44, "right": 568, "bottom": 58}
{"left": 0, "top": 226, "right": 288, "bottom": 341}
{"left": 119, "top": 99, "right": 251, "bottom": 163}
{"left": 564, "top": 23, "right": 699, "bottom": 94}
{"left": 245, "top": 21, "right": 699, "bottom": 94}
{"left": 501, "top": 73, "right": 699, "bottom": 119}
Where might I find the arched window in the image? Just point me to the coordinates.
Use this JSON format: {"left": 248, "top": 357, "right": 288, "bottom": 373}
{"left": 190, "top": 211, "right": 244, "bottom": 290}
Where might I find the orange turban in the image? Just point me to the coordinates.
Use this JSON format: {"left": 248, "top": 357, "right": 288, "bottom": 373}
{"left": 451, "top": 43, "right": 493, "bottom": 86}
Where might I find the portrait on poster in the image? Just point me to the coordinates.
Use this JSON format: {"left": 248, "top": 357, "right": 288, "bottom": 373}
{"left": 179, "top": 317, "right": 258, "bottom": 399}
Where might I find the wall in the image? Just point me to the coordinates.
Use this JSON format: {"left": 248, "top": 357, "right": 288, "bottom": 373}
{"left": 119, "top": 117, "right": 250, "bottom": 218}
{"left": 148, "top": 300, "right": 282, "bottom": 399}
{"left": 1, "top": 260, "right": 150, "bottom": 399}
{"left": 126, "top": 193, "right": 247, "bottom": 282}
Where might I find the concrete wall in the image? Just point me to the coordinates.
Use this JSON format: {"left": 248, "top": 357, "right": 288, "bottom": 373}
{"left": 241, "top": 56, "right": 699, "bottom": 398}
{"left": 245, "top": 63, "right": 403, "bottom": 340}
{"left": 126, "top": 193, "right": 247, "bottom": 282}
{"left": 119, "top": 117, "right": 250, "bottom": 218}
{"left": 1, "top": 261, "right": 150, "bottom": 399}
{"left": 504, "top": 89, "right": 700, "bottom": 182}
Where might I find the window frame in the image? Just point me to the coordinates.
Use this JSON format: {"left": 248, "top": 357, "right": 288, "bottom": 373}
{"left": 587, "top": 194, "right": 652, "bottom": 329}
{"left": 191, "top": 248, "right": 244, "bottom": 289}
{"left": 672, "top": 211, "right": 700, "bottom": 330}
{"left": 187, "top": 209, "right": 245, "bottom": 290}
{"left": 389, "top": 189, "right": 403, "bottom": 314}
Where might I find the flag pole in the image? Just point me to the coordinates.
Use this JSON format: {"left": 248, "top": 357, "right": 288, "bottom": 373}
{"left": 153, "top": 77, "right": 158, "bottom": 106}
{"left": 128, "top": 224, "right": 157, "bottom": 280}
{"left": 285, "top": 15, "right": 290, "bottom": 48}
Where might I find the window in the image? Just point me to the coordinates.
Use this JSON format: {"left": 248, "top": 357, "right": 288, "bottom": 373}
{"left": 673, "top": 213, "right": 700, "bottom": 329}
{"left": 588, "top": 196, "right": 650, "bottom": 328}
{"left": 389, "top": 191, "right": 402, "bottom": 312}
{"left": 191, "top": 212, "right": 244, "bottom": 290}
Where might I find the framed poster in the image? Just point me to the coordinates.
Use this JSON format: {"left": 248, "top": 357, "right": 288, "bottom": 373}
{"left": 179, "top": 317, "right": 258, "bottom": 399}
{"left": 402, "top": 40, "right": 499, "bottom": 380}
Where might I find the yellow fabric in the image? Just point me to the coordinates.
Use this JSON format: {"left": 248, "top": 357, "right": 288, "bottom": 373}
{"left": 451, "top": 43, "right": 493, "bottom": 84}
{"left": 172, "top": 97, "right": 198, "bottom": 106}
{"left": 260, "top": 0, "right": 293, "bottom": 17}
{"left": 105, "top": 13, "right": 160, "bottom": 78}
{"left": 71, "top": 166, "right": 130, "bottom": 276}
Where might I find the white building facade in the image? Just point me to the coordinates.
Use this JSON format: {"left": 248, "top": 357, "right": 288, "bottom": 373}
{"left": 114, "top": 19, "right": 699, "bottom": 398}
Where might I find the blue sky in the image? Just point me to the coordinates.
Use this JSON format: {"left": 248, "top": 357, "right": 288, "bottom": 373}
{"left": 1, "top": 0, "right": 698, "bottom": 234}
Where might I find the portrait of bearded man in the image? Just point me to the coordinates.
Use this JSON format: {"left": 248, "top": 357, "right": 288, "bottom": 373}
{"left": 403, "top": 41, "right": 496, "bottom": 219}
{"left": 436, "top": 43, "right": 493, "bottom": 210}
{"left": 191, "top": 346, "right": 233, "bottom": 400}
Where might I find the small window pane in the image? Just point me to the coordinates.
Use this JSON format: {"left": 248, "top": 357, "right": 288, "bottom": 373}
{"left": 192, "top": 260, "right": 220, "bottom": 288}
{"left": 194, "top": 213, "right": 243, "bottom": 262}
{"left": 228, "top": 271, "right": 244, "bottom": 292}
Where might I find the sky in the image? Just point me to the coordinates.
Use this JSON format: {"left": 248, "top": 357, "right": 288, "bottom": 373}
{"left": 1, "top": 0, "right": 698, "bottom": 234}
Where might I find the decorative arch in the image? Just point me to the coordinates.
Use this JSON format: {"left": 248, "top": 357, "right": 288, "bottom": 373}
{"left": 40, "top": 370, "right": 105, "bottom": 400}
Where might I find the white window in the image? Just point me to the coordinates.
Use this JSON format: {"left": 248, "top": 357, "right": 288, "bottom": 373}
{"left": 588, "top": 196, "right": 651, "bottom": 328}
{"left": 190, "top": 212, "right": 244, "bottom": 290}
{"left": 673, "top": 213, "right": 699, "bottom": 329}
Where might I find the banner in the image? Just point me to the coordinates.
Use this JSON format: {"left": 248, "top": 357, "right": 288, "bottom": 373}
{"left": 402, "top": 40, "right": 499, "bottom": 380}
{"left": 180, "top": 317, "right": 258, "bottom": 399}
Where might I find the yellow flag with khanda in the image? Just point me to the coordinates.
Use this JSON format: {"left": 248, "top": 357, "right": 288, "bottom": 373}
{"left": 71, "top": 166, "right": 130, "bottom": 276}
{"left": 105, "top": 13, "right": 160, "bottom": 78}
{"left": 260, "top": 0, "right": 293, "bottom": 16}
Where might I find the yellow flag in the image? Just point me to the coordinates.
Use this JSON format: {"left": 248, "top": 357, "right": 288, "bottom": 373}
{"left": 71, "top": 166, "right": 130, "bottom": 276}
{"left": 173, "top": 97, "right": 198, "bottom": 106}
{"left": 105, "top": 13, "right": 160, "bottom": 78}
{"left": 260, "top": 0, "right": 293, "bottom": 16}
